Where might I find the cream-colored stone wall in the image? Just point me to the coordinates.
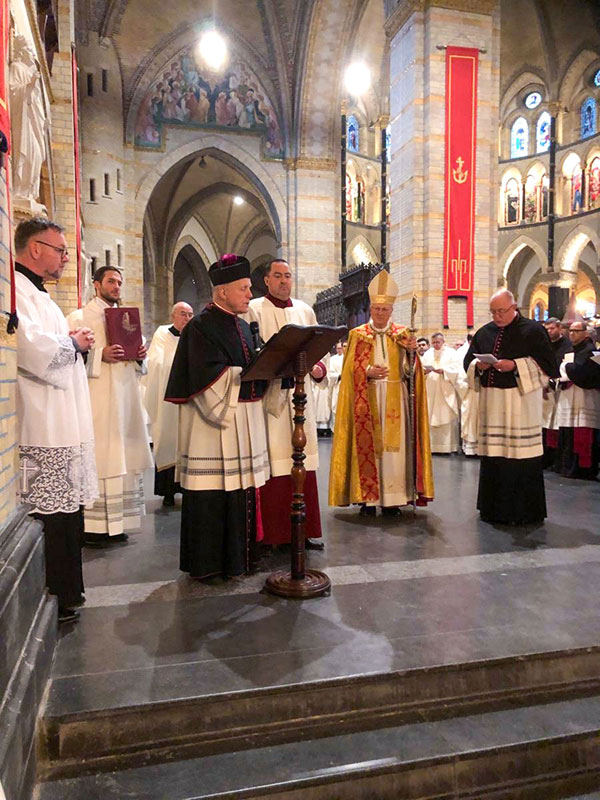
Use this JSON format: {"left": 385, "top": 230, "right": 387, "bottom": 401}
{"left": 389, "top": 3, "right": 500, "bottom": 339}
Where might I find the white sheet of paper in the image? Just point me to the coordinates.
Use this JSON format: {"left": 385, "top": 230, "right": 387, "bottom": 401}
{"left": 591, "top": 351, "right": 600, "bottom": 365}
{"left": 474, "top": 353, "right": 498, "bottom": 365}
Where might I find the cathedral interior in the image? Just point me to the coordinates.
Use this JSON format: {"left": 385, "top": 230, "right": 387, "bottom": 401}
{"left": 1, "top": 0, "right": 600, "bottom": 798}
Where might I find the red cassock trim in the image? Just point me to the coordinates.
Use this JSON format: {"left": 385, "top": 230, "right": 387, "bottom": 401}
{"left": 443, "top": 47, "right": 478, "bottom": 328}
{"left": 165, "top": 366, "right": 228, "bottom": 404}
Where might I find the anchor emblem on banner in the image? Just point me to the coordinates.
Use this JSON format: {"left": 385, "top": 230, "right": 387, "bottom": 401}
{"left": 452, "top": 156, "right": 468, "bottom": 184}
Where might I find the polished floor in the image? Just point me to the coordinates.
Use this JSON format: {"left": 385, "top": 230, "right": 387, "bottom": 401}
{"left": 48, "top": 443, "right": 600, "bottom": 718}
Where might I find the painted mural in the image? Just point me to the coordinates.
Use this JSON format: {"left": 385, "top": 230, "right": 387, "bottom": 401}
{"left": 135, "top": 49, "right": 284, "bottom": 158}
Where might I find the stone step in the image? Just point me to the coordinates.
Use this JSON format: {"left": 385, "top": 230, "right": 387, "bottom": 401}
{"left": 39, "top": 644, "right": 600, "bottom": 780}
{"left": 36, "top": 694, "right": 600, "bottom": 800}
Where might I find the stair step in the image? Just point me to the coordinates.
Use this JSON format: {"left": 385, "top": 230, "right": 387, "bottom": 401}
{"left": 36, "top": 695, "right": 600, "bottom": 800}
{"left": 39, "top": 645, "right": 600, "bottom": 779}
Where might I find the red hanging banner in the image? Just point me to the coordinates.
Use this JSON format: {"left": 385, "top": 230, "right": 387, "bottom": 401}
{"left": 442, "top": 46, "right": 478, "bottom": 328}
{"left": 71, "top": 45, "right": 82, "bottom": 308}
{"left": 0, "top": 0, "right": 10, "bottom": 152}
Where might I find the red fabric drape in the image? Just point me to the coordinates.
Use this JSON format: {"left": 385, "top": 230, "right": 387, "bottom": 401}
{"left": 71, "top": 46, "right": 82, "bottom": 308}
{"left": 443, "top": 47, "right": 478, "bottom": 327}
{"left": 0, "top": 0, "right": 16, "bottom": 333}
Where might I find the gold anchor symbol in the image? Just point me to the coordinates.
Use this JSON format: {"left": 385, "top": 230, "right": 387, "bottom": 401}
{"left": 452, "top": 156, "right": 468, "bottom": 184}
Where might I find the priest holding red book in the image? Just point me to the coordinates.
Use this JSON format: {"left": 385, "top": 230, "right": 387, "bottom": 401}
{"left": 68, "top": 267, "right": 153, "bottom": 545}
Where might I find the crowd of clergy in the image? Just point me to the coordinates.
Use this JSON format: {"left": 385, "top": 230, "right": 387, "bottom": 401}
{"left": 13, "top": 214, "right": 600, "bottom": 625}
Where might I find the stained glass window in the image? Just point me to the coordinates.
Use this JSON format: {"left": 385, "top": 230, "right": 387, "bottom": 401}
{"left": 541, "top": 175, "right": 549, "bottom": 218}
{"left": 536, "top": 112, "right": 551, "bottom": 153}
{"left": 347, "top": 115, "right": 359, "bottom": 152}
{"left": 594, "top": 69, "right": 600, "bottom": 88}
{"left": 510, "top": 117, "right": 528, "bottom": 158}
{"left": 385, "top": 124, "right": 391, "bottom": 163}
{"left": 581, "top": 97, "right": 596, "bottom": 139}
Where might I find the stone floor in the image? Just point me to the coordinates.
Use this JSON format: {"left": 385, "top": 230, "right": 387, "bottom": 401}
{"left": 49, "top": 443, "right": 600, "bottom": 714}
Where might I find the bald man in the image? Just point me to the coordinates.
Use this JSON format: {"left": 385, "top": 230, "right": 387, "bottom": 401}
{"left": 144, "top": 302, "right": 194, "bottom": 505}
{"left": 464, "top": 290, "right": 558, "bottom": 525}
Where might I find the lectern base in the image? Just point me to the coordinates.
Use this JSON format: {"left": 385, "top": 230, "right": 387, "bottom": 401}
{"left": 263, "top": 569, "right": 331, "bottom": 599}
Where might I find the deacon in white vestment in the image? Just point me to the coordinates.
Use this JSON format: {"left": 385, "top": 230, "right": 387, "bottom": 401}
{"left": 328, "top": 341, "right": 345, "bottom": 430}
{"left": 165, "top": 254, "right": 269, "bottom": 580}
{"left": 143, "top": 302, "right": 194, "bottom": 505}
{"left": 14, "top": 218, "right": 98, "bottom": 621}
{"left": 464, "top": 290, "right": 559, "bottom": 525}
{"left": 246, "top": 258, "right": 326, "bottom": 548}
{"left": 68, "top": 267, "right": 153, "bottom": 544}
{"left": 421, "top": 333, "right": 461, "bottom": 453}
{"left": 552, "top": 323, "right": 600, "bottom": 479}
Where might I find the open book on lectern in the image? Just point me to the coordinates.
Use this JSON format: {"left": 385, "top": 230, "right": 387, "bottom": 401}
{"left": 241, "top": 324, "right": 347, "bottom": 382}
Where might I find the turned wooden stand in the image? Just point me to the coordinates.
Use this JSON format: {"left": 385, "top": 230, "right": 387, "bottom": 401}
{"left": 263, "top": 350, "right": 331, "bottom": 599}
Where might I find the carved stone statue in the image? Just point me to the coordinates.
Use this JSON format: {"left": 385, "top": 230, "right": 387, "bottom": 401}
{"left": 9, "top": 35, "right": 47, "bottom": 212}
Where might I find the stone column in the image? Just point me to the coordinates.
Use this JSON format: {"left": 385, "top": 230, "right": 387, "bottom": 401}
{"left": 386, "top": 0, "right": 499, "bottom": 336}
{"left": 285, "top": 157, "right": 339, "bottom": 300}
{"left": 48, "top": 0, "right": 78, "bottom": 313}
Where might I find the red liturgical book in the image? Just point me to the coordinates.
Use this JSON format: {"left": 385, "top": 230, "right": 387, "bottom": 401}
{"left": 104, "top": 307, "right": 142, "bottom": 360}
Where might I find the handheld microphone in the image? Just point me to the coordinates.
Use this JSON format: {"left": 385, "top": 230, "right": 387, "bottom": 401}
{"left": 249, "top": 321, "right": 262, "bottom": 353}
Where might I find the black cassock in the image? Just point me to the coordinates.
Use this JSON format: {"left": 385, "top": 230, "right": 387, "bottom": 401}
{"left": 464, "top": 314, "right": 558, "bottom": 525}
{"left": 165, "top": 304, "right": 267, "bottom": 579}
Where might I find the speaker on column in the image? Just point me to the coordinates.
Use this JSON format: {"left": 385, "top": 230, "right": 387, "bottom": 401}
{"left": 548, "top": 286, "right": 569, "bottom": 319}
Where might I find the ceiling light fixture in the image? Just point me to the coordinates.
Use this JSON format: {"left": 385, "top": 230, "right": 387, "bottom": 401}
{"left": 344, "top": 62, "right": 371, "bottom": 97}
{"left": 197, "top": 30, "right": 227, "bottom": 71}
{"left": 233, "top": 195, "right": 244, "bottom": 206}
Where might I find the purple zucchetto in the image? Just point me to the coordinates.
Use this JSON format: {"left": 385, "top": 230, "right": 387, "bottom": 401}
{"left": 208, "top": 253, "right": 251, "bottom": 286}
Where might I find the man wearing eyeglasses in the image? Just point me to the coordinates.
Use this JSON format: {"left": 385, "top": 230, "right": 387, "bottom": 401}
{"left": 552, "top": 322, "right": 600, "bottom": 479}
{"left": 14, "top": 217, "right": 98, "bottom": 623}
{"left": 464, "top": 289, "right": 558, "bottom": 525}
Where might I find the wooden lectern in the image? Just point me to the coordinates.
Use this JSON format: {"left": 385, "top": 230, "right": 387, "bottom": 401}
{"left": 241, "top": 323, "right": 347, "bottom": 599}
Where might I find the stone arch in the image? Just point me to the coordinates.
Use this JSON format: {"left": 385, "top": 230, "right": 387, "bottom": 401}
{"left": 347, "top": 232, "right": 378, "bottom": 265}
{"left": 173, "top": 233, "right": 215, "bottom": 274}
{"left": 556, "top": 223, "right": 600, "bottom": 274}
{"left": 163, "top": 181, "right": 273, "bottom": 270}
{"left": 498, "top": 234, "right": 548, "bottom": 284}
{"left": 135, "top": 136, "right": 285, "bottom": 249}
{"left": 173, "top": 243, "right": 212, "bottom": 310}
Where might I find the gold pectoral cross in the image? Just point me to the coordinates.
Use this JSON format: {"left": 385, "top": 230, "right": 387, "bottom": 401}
{"left": 452, "top": 156, "right": 468, "bottom": 184}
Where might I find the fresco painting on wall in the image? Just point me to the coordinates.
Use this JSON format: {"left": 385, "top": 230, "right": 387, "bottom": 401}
{"left": 135, "top": 49, "right": 284, "bottom": 158}
{"left": 589, "top": 157, "right": 600, "bottom": 209}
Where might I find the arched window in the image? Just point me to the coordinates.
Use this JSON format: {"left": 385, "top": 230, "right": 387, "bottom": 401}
{"left": 536, "top": 111, "right": 551, "bottom": 153}
{"left": 524, "top": 174, "right": 538, "bottom": 222}
{"left": 385, "top": 124, "right": 391, "bottom": 163}
{"left": 347, "top": 115, "right": 359, "bottom": 153}
{"left": 588, "top": 157, "right": 600, "bottom": 209}
{"left": 504, "top": 177, "right": 521, "bottom": 224}
{"left": 581, "top": 97, "right": 597, "bottom": 139}
{"left": 510, "top": 117, "right": 528, "bottom": 158}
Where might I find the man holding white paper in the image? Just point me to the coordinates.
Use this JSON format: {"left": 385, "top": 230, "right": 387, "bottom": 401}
{"left": 552, "top": 323, "right": 600, "bottom": 479}
{"left": 68, "top": 267, "right": 153, "bottom": 544}
{"left": 464, "top": 289, "right": 558, "bottom": 525}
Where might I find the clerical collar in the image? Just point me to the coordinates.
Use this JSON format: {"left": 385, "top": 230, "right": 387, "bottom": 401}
{"left": 15, "top": 263, "right": 46, "bottom": 293}
{"left": 169, "top": 325, "right": 180, "bottom": 337}
{"left": 211, "top": 301, "right": 237, "bottom": 317}
{"left": 369, "top": 319, "right": 391, "bottom": 334}
{"left": 266, "top": 292, "right": 293, "bottom": 309}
